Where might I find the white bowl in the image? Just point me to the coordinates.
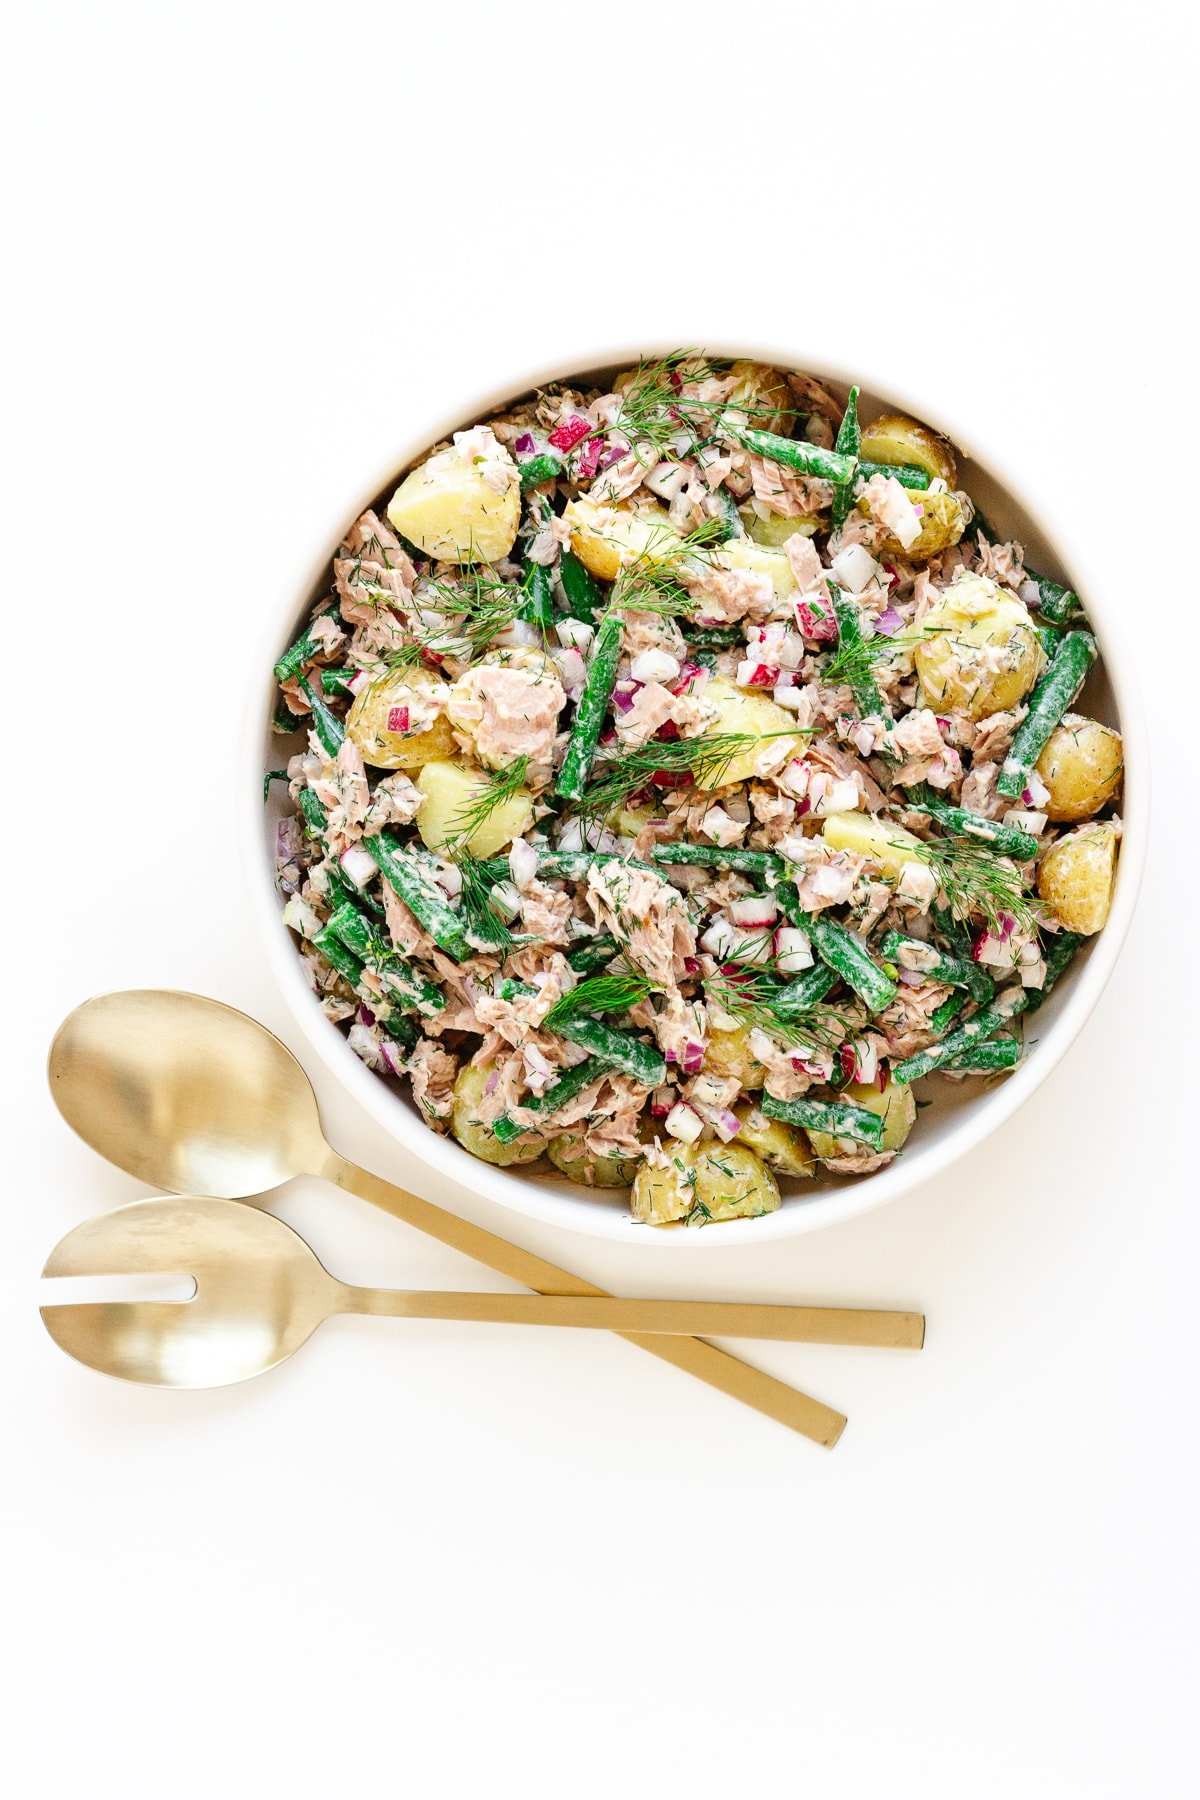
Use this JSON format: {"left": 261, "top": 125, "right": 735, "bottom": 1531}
{"left": 242, "top": 346, "right": 1148, "bottom": 1246}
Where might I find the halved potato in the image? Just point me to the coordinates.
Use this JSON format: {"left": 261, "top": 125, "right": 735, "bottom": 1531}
{"left": 703, "top": 1025, "right": 766, "bottom": 1090}
{"left": 914, "top": 571, "right": 1043, "bottom": 719}
{"left": 1037, "top": 821, "right": 1118, "bottom": 934}
{"left": 346, "top": 666, "right": 456, "bottom": 770}
{"left": 806, "top": 1078, "right": 916, "bottom": 1160}
{"left": 717, "top": 538, "right": 798, "bottom": 604}
{"left": 451, "top": 1063, "right": 544, "bottom": 1167}
{"left": 733, "top": 1103, "right": 814, "bottom": 1177}
{"left": 725, "top": 359, "right": 794, "bottom": 434}
{"left": 697, "top": 676, "right": 805, "bottom": 787}
{"left": 414, "top": 758, "right": 534, "bottom": 859}
{"left": 864, "top": 487, "right": 968, "bottom": 562}
{"left": 562, "top": 497, "right": 682, "bottom": 582}
{"left": 860, "top": 413, "right": 957, "bottom": 486}
{"left": 546, "top": 1132, "right": 641, "bottom": 1188}
{"left": 742, "top": 511, "right": 820, "bottom": 548}
{"left": 387, "top": 438, "right": 520, "bottom": 565}
{"left": 822, "top": 810, "right": 925, "bottom": 879}
{"left": 1034, "top": 715, "right": 1123, "bottom": 822}
{"left": 631, "top": 1141, "right": 781, "bottom": 1226}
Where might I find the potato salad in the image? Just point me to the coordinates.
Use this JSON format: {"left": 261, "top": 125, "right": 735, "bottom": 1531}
{"left": 267, "top": 354, "right": 1122, "bottom": 1226}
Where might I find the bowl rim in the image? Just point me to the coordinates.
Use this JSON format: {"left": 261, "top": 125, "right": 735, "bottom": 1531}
{"left": 239, "top": 341, "right": 1149, "bottom": 1247}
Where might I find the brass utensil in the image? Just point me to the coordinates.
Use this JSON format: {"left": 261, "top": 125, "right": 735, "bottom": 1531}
{"left": 40, "top": 1195, "right": 924, "bottom": 1387}
{"left": 48, "top": 991, "right": 920, "bottom": 1443}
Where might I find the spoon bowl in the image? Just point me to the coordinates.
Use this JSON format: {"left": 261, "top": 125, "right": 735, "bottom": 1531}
{"left": 48, "top": 990, "right": 326, "bottom": 1197}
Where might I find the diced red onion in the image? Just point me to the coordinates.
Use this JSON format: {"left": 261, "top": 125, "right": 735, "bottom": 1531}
{"left": 651, "top": 769, "right": 693, "bottom": 788}
{"left": 875, "top": 607, "right": 903, "bottom": 637}
{"left": 839, "top": 1044, "right": 856, "bottom": 1081}
{"left": 599, "top": 727, "right": 617, "bottom": 747}
{"left": 1022, "top": 787, "right": 1034, "bottom": 805}
{"left": 656, "top": 719, "right": 680, "bottom": 742}
{"left": 881, "top": 563, "right": 900, "bottom": 591}
{"left": 576, "top": 437, "right": 603, "bottom": 481}
{"left": 357, "top": 1004, "right": 376, "bottom": 1026}
{"left": 548, "top": 415, "right": 591, "bottom": 452}
{"left": 513, "top": 432, "right": 535, "bottom": 457}
{"left": 713, "top": 1108, "right": 742, "bottom": 1143}
{"left": 597, "top": 439, "right": 627, "bottom": 472}
{"left": 897, "top": 968, "right": 925, "bottom": 987}
{"left": 484, "top": 1068, "right": 500, "bottom": 1096}
{"left": 379, "top": 1039, "right": 406, "bottom": 1078}
{"left": 682, "top": 1041, "right": 705, "bottom": 1074}
{"left": 683, "top": 955, "right": 701, "bottom": 973}
{"left": 650, "top": 1086, "right": 675, "bottom": 1118}
{"left": 612, "top": 683, "right": 637, "bottom": 713}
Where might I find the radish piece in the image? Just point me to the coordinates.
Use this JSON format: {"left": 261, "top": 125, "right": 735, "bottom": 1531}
{"left": 665, "top": 1103, "right": 703, "bottom": 1144}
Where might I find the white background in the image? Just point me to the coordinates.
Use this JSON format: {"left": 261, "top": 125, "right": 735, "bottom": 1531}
{"left": 3, "top": 4, "right": 1197, "bottom": 1794}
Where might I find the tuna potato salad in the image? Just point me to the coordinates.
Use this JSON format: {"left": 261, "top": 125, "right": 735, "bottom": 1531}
{"left": 268, "top": 354, "right": 1122, "bottom": 1227}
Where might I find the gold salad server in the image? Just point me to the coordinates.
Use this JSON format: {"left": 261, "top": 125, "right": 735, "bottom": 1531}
{"left": 40, "top": 1194, "right": 924, "bottom": 1387}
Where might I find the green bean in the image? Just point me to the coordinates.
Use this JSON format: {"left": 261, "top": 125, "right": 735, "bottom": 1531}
{"left": 380, "top": 1011, "right": 418, "bottom": 1051}
{"left": 555, "top": 607, "right": 624, "bottom": 801}
{"left": 734, "top": 425, "right": 858, "bottom": 486}
{"left": 298, "top": 785, "right": 328, "bottom": 838}
{"left": 326, "top": 902, "right": 444, "bottom": 1016}
{"left": 559, "top": 550, "right": 602, "bottom": 621}
{"left": 685, "top": 624, "right": 746, "bottom": 649}
{"left": 907, "top": 784, "right": 1039, "bottom": 861}
{"left": 774, "top": 884, "right": 897, "bottom": 1013}
{"left": 1036, "top": 621, "right": 1064, "bottom": 659}
{"left": 830, "top": 584, "right": 889, "bottom": 722}
{"left": 929, "top": 990, "right": 967, "bottom": 1036}
{"left": 553, "top": 1015, "right": 665, "bottom": 1086}
{"left": 879, "top": 931, "right": 995, "bottom": 1006}
{"left": 520, "top": 558, "right": 555, "bottom": 632}
{"left": 492, "top": 1055, "right": 611, "bottom": 1143}
{"left": 321, "top": 667, "right": 357, "bottom": 696}
{"left": 297, "top": 676, "right": 347, "bottom": 758}
{"left": 760, "top": 1094, "right": 885, "bottom": 1149}
{"left": 272, "top": 697, "right": 306, "bottom": 734}
{"left": 996, "top": 631, "right": 1097, "bottom": 799}
{"left": 941, "top": 1034, "right": 1021, "bottom": 1073}
{"left": 931, "top": 904, "right": 974, "bottom": 961}
{"left": 857, "top": 459, "right": 931, "bottom": 492}
{"left": 518, "top": 452, "right": 564, "bottom": 490}
{"left": 274, "top": 618, "right": 337, "bottom": 683}
{"left": 1026, "top": 568, "right": 1084, "bottom": 626}
{"left": 324, "top": 859, "right": 385, "bottom": 921}
{"left": 370, "top": 833, "right": 472, "bottom": 960}
{"left": 891, "top": 987, "right": 1029, "bottom": 1083}
{"left": 771, "top": 963, "right": 840, "bottom": 1015}
{"left": 311, "top": 923, "right": 367, "bottom": 991}
{"left": 566, "top": 932, "right": 622, "bottom": 974}
{"left": 830, "top": 385, "right": 860, "bottom": 532}
{"left": 651, "top": 843, "right": 784, "bottom": 878}
{"left": 536, "top": 849, "right": 656, "bottom": 881}
{"left": 1025, "top": 931, "right": 1084, "bottom": 1014}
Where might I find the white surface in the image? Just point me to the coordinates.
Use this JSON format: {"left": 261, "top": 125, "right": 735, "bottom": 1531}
{"left": 2, "top": 5, "right": 1196, "bottom": 1796}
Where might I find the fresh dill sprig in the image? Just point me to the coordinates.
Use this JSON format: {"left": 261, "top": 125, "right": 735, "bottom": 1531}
{"left": 612, "top": 350, "right": 801, "bottom": 455}
{"left": 445, "top": 757, "right": 531, "bottom": 850}
{"left": 823, "top": 625, "right": 943, "bottom": 691}
{"left": 904, "top": 834, "right": 1039, "bottom": 936}
{"left": 704, "top": 972, "right": 846, "bottom": 1053}
{"left": 577, "top": 729, "right": 812, "bottom": 817}
{"left": 607, "top": 516, "right": 726, "bottom": 619}
{"left": 543, "top": 973, "right": 654, "bottom": 1027}
{"left": 452, "top": 851, "right": 516, "bottom": 951}
{"left": 387, "top": 569, "right": 526, "bottom": 668}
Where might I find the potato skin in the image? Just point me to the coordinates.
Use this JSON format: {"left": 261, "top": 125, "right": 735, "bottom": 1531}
{"left": 866, "top": 488, "right": 967, "bottom": 562}
{"left": 726, "top": 359, "right": 794, "bottom": 435}
{"left": 346, "top": 666, "right": 456, "bottom": 770}
{"left": 414, "top": 758, "right": 534, "bottom": 859}
{"left": 734, "top": 1103, "right": 814, "bottom": 1176}
{"left": 631, "top": 1141, "right": 781, "bottom": 1226}
{"left": 717, "top": 538, "right": 798, "bottom": 603}
{"left": 562, "top": 498, "right": 680, "bottom": 582}
{"left": 1034, "top": 715, "right": 1123, "bottom": 822}
{"left": 1037, "top": 822, "right": 1118, "bottom": 934}
{"left": 860, "top": 413, "right": 957, "bottom": 486}
{"left": 914, "top": 571, "right": 1043, "bottom": 719}
{"left": 703, "top": 1025, "right": 766, "bottom": 1090}
{"left": 742, "top": 511, "right": 820, "bottom": 547}
{"left": 451, "top": 1063, "right": 544, "bottom": 1167}
{"left": 546, "top": 1132, "right": 640, "bottom": 1189}
{"left": 698, "top": 676, "right": 805, "bottom": 787}
{"left": 807, "top": 1078, "right": 916, "bottom": 1160}
{"left": 386, "top": 442, "right": 519, "bottom": 565}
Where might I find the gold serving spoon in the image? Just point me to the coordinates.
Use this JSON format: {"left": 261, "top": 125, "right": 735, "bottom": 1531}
{"left": 47, "top": 991, "right": 923, "bottom": 1442}
{"left": 40, "top": 1194, "right": 924, "bottom": 1386}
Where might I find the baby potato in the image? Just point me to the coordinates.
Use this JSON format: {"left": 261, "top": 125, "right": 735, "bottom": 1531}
{"left": 631, "top": 1141, "right": 781, "bottom": 1226}
{"left": 741, "top": 511, "right": 821, "bottom": 547}
{"left": 698, "top": 676, "right": 805, "bottom": 787}
{"left": 703, "top": 1025, "right": 766, "bottom": 1090}
{"left": 914, "top": 570, "right": 1043, "bottom": 719}
{"left": 860, "top": 413, "right": 957, "bottom": 486}
{"left": 865, "top": 487, "right": 968, "bottom": 562}
{"left": 563, "top": 497, "right": 681, "bottom": 582}
{"left": 414, "top": 758, "right": 534, "bottom": 859}
{"left": 717, "top": 538, "right": 798, "bottom": 604}
{"left": 346, "top": 666, "right": 456, "bottom": 770}
{"left": 806, "top": 1078, "right": 916, "bottom": 1161}
{"left": 451, "top": 1063, "right": 545, "bottom": 1167}
{"left": 733, "top": 1103, "right": 814, "bottom": 1177}
{"left": 726, "top": 359, "right": 794, "bottom": 435}
{"left": 386, "top": 438, "right": 520, "bottom": 565}
{"left": 1034, "top": 714, "right": 1123, "bottom": 822}
{"left": 1037, "top": 821, "right": 1118, "bottom": 934}
{"left": 822, "top": 810, "right": 925, "bottom": 879}
{"left": 546, "top": 1132, "right": 641, "bottom": 1189}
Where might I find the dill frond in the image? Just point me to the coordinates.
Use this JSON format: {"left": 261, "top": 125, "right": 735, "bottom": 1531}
{"left": 903, "top": 834, "right": 1039, "bottom": 936}
{"left": 543, "top": 973, "right": 654, "bottom": 1027}
{"left": 444, "top": 757, "right": 531, "bottom": 851}
{"left": 577, "top": 728, "right": 811, "bottom": 817}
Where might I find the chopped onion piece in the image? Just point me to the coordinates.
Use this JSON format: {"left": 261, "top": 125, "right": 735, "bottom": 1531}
{"left": 665, "top": 1102, "right": 704, "bottom": 1144}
